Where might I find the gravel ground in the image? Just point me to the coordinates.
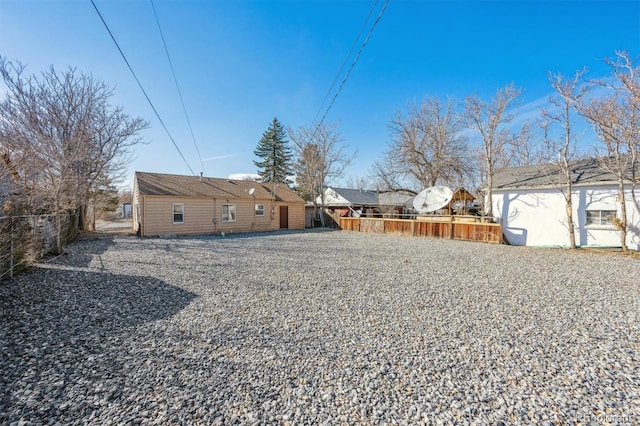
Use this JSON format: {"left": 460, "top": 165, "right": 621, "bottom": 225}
{"left": 1, "top": 229, "right": 639, "bottom": 425}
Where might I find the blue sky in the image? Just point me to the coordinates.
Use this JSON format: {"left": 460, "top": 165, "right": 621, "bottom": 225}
{"left": 1, "top": 0, "right": 639, "bottom": 189}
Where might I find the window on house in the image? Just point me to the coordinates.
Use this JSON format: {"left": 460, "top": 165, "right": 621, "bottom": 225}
{"left": 222, "top": 204, "right": 236, "bottom": 222}
{"left": 586, "top": 210, "right": 616, "bottom": 226}
{"left": 172, "top": 203, "right": 184, "bottom": 224}
{"left": 255, "top": 204, "right": 265, "bottom": 216}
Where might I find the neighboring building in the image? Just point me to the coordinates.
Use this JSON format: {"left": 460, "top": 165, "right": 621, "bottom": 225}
{"left": 119, "top": 202, "right": 132, "bottom": 218}
{"left": 320, "top": 187, "right": 379, "bottom": 217}
{"left": 319, "top": 187, "right": 417, "bottom": 218}
{"left": 488, "top": 158, "right": 640, "bottom": 250}
{"left": 378, "top": 189, "right": 417, "bottom": 215}
{"left": 133, "top": 172, "right": 305, "bottom": 237}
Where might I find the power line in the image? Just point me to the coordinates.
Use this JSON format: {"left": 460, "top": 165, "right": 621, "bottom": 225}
{"left": 90, "top": 0, "right": 196, "bottom": 176}
{"left": 313, "top": 0, "right": 389, "bottom": 134}
{"left": 311, "top": 0, "right": 380, "bottom": 127}
{"left": 150, "top": 0, "right": 206, "bottom": 176}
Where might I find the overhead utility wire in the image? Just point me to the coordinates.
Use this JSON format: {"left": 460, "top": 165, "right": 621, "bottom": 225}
{"left": 313, "top": 0, "right": 389, "bottom": 135}
{"left": 150, "top": 0, "right": 206, "bottom": 176}
{"left": 90, "top": 0, "right": 196, "bottom": 176}
{"left": 310, "top": 0, "right": 379, "bottom": 127}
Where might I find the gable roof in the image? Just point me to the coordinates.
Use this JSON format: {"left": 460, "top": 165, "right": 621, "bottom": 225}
{"left": 490, "top": 158, "right": 638, "bottom": 190}
{"left": 326, "top": 187, "right": 379, "bottom": 205}
{"left": 135, "top": 172, "right": 304, "bottom": 203}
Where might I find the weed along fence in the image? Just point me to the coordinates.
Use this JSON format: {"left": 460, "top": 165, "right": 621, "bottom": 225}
{"left": 0, "top": 214, "right": 78, "bottom": 280}
{"left": 338, "top": 215, "right": 504, "bottom": 244}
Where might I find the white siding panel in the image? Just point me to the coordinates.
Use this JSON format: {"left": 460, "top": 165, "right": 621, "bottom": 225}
{"left": 492, "top": 185, "right": 640, "bottom": 250}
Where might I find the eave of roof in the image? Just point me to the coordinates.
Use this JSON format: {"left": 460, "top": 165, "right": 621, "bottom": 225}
{"left": 135, "top": 172, "right": 304, "bottom": 203}
{"left": 486, "top": 158, "right": 639, "bottom": 191}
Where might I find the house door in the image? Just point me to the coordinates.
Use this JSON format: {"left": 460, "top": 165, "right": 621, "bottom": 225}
{"left": 279, "top": 206, "right": 288, "bottom": 229}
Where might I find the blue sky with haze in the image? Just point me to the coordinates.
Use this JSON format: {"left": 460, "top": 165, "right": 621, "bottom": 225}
{"left": 1, "top": 0, "right": 639, "bottom": 189}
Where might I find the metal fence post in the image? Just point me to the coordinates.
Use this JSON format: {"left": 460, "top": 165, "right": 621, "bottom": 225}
{"left": 10, "top": 218, "right": 14, "bottom": 279}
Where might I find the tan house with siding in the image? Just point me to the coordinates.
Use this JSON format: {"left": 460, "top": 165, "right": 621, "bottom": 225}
{"left": 133, "top": 171, "right": 305, "bottom": 237}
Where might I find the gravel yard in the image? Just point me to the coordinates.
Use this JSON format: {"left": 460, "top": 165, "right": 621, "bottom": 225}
{"left": 1, "top": 229, "right": 639, "bottom": 425}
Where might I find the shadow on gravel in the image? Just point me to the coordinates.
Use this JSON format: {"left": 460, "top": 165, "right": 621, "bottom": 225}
{"left": 51, "top": 232, "right": 118, "bottom": 268}
{"left": 0, "top": 265, "right": 197, "bottom": 421}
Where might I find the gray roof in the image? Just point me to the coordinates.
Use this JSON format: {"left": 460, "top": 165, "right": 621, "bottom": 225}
{"left": 330, "top": 187, "right": 379, "bottom": 205}
{"left": 327, "top": 188, "right": 418, "bottom": 206}
{"left": 135, "top": 172, "right": 304, "bottom": 203}
{"left": 490, "top": 158, "right": 638, "bottom": 190}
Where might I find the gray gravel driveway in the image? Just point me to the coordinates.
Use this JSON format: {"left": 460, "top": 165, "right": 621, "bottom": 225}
{"left": 1, "top": 230, "right": 639, "bottom": 424}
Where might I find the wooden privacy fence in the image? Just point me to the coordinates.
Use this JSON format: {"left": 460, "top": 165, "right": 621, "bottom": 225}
{"left": 338, "top": 216, "right": 503, "bottom": 244}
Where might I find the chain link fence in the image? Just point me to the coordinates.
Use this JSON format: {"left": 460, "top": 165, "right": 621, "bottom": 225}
{"left": 0, "top": 214, "right": 78, "bottom": 280}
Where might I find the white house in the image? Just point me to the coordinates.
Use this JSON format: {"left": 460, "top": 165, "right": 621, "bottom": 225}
{"left": 488, "top": 159, "right": 640, "bottom": 250}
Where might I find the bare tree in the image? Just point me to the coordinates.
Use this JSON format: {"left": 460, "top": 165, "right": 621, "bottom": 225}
{"left": 345, "top": 175, "right": 372, "bottom": 190}
{"left": 538, "top": 69, "right": 589, "bottom": 249}
{"left": 373, "top": 97, "right": 469, "bottom": 192}
{"left": 507, "top": 121, "right": 536, "bottom": 167}
{"left": 604, "top": 52, "right": 640, "bottom": 217}
{"left": 579, "top": 51, "right": 640, "bottom": 251}
{"left": 0, "top": 58, "right": 148, "bottom": 250}
{"left": 370, "top": 156, "right": 407, "bottom": 191}
{"left": 464, "top": 83, "right": 523, "bottom": 217}
{"left": 289, "top": 122, "right": 355, "bottom": 227}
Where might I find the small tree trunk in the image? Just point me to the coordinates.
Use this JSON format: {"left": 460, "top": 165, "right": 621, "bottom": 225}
{"left": 565, "top": 197, "right": 576, "bottom": 249}
{"left": 77, "top": 205, "right": 85, "bottom": 231}
{"left": 485, "top": 173, "right": 493, "bottom": 218}
{"left": 618, "top": 179, "right": 628, "bottom": 252}
{"left": 55, "top": 207, "right": 63, "bottom": 255}
{"left": 311, "top": 202, "right": 320, "bottom": 227}
{"left": 318, "top": 191, "right": 327, "bottom": 227}
{"left": 565, "top": 181, "right": 577, "bottom": 249}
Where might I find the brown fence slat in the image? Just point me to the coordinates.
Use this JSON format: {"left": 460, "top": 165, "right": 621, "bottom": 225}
{"left": 338, "top": 216, "right": 502, "bottom": 244}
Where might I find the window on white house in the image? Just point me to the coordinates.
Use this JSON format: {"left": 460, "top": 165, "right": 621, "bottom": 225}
{"left": 222, "top": 204, "right": 236, "bottom": 222}
{"left": 255, "top": 204, "right": 265, "bottom": 216}
{"left": 586, "top": 210, "right": 616, "bottom": 226}
{"left": 172, "top": 203, "right": 184, "bottom": 224}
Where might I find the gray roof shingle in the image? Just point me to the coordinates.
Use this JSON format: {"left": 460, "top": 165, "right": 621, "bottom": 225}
{"left": 135, "top": 172, "right": 304, "bottom": 203}
{"left": 329, "top": 187, "right": 379, "bottom": 205}
{"left": 490, "top": 158, "right": 638, "bottom": 190}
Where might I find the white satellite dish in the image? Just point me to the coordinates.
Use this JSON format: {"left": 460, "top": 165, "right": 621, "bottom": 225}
{"left": 413, "top": 186, "right": 454, "bottom": 213}
{"left": 248, "top": 187, "right": 255, "bottom": 196}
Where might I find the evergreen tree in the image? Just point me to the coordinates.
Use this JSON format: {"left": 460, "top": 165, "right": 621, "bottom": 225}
{"left": 254, "top": 118, "right": 293, "bottom": 184}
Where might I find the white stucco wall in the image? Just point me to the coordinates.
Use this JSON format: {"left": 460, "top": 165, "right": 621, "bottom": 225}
{"left": 491, "top": 185, "right": 640, "bottom": 250}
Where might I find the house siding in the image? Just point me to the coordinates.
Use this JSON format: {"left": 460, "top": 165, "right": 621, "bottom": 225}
{"left": 282, "top": 203, "right": 304, "bottom": 230}
{"left": 138, "top": 195, "right": 304, "bottom": 237}
{"left": 133, "top": 172, "right": 305, "bottom": 237}
{"left": 492, "top": 185, "right": 640, "bottom": 250}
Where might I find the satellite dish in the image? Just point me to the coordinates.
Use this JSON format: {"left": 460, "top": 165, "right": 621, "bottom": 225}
{"left": 413, "top": 186, "right": 454, "bottom": 213}
{"left": 248, "top": 187, "right": 255, "bottom": 196}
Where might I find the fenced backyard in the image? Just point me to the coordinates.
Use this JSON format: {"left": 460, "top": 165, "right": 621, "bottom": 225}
{"left": 0, "top": 214, "right": 78, "bottom": 279}
{"left": 1, "top": 231, "right": 639, "bottom": 424}
{"left": 338, "top": 215, "right": 504, "bottom": 244}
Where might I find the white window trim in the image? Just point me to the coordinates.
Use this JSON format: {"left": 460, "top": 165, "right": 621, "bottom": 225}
{"left": 222, "top": 203, "right": 237, "bottom": 222}
{"left": 172, "top": 203, "right": 185, "bottom": 224}
{"left": 255, "top": 203, "right": 265, "bottom": 216}
{"left": 585, "top": 210, "right": 616, "bottom": 228}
